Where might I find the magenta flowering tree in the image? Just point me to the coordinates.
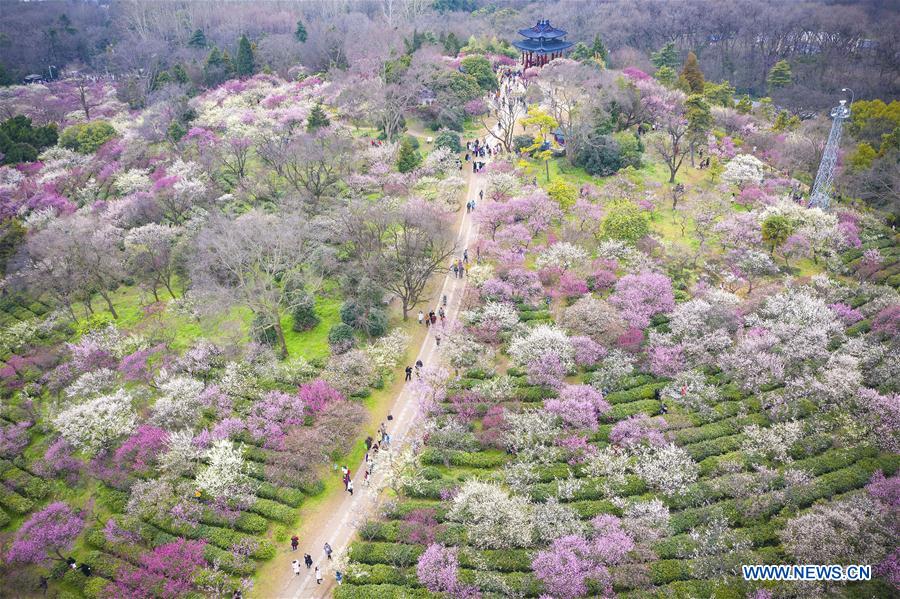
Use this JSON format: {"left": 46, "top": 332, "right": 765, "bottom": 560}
{"left": 477, "top": 405, "right": 506, "bottom": 449}
{"left": 416, "top": 544, "right": 473, "bottom": 596}
{"left": 108, "top": 538, "right": 207, "bottom": 599}
{"left": 0, "top": 420, "right": 31, "bottom": 459}
{"left": 648, "top": 344, "right": 686, "bottom": 377}
{"left": 532, "top": 535, "right": 609, "bottom": 599}
{"left": 118, "top": 345, "right": 163, "bottom": 382}
{"left": 527, "top": 352, "right": 567, "bottom": 389}
{"left": 616, "top": 327, "right": 645, "bottom": 353}
{"left": 36, "top": 438, "right": 82, "bottom": 483}
{"left": 609, "top": 271, "right": 675, "bottom": 329}
{"left": 400, "top": 509, "right": 442, "bottom": 545}
{"left": 865, "top": 470, "right": 899, "bottom": 507}
{"left": 544, "top": 384, "right": 611, "bottom": 431}
{"left": 828, "top": 302, "right": 863, "bottom": 325}
{"left": 246, "top": 390, "right": 307, "bottom": 449}
{"left": 450, "top": 391, "right": 484, "bottom": 423}
{"left": 532, "top": 517, "right": 633, "bottom": 599}
{"left": 6, "top": 502, "right": 84, "bottom": 565}
{"left": 622, "top": 67, "right": 650, "bottom": 81}
{"left": 558, "top": 272, "right": 589, "bottom": 299}
{"left": 570, "top": 336, "right": 606, "bottom": 367}
{"left": 298, "top": 379, "right": 345, "bottom": 413}
{"left": 113, "top": 425, "right": 168, "bottom": 473}
{"left": 610, "top": 415, "right": 667, "bottom": 448}
{"left": 871, "top": 305, "right": 900, "bottom": 342}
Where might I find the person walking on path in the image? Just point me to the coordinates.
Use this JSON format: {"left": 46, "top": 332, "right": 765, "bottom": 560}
{"left": 291, "top": 560, "right": 301, "bottom": 576}
{"left": 290, "top": 536, "right": 299, "bottom": 551}
{"left": 418, "top": 310, "right": 424, "bottom": 326}
{"left": 304, "top": 554, "right": 312, "bottom": 569}
{"left": 324, "top": 542, "right": 333, "bottom": 560}
{"left": 315, "top": 566, "right": 323, "bottom": 585}
{"left": 405, "top": 365, "right": 412, "bottom": 381}
{"left": 336, "top": 571, "right": 343, "bottom": 585}
{"left": 347, "top": 479, "right": 354, "bottom": 496}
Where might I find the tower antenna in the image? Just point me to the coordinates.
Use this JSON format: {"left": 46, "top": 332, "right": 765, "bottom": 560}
{"left": 809, "top": 88, "right": 853, "bottom": 210}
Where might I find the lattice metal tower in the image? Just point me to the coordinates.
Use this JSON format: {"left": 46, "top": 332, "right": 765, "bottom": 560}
{"left": 809, "top": 93, "right": 852, "bottom": 210}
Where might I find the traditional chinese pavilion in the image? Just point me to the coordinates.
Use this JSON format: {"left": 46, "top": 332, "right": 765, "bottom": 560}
{"left": 512, "top": 19, "right": 575, "bottom": 68}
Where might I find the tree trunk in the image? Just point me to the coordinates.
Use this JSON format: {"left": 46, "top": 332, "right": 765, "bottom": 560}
{"left": 401, "top": 299, "right": 409, "bottom": 321}
{"left": 274, "top": 319, "right": 288, "bottom": 358}
{"left": 163, "top": 278, "right": 177, "bottom": 300}
{"left": 99, "top": 292, "right": 118, "bottom": 319}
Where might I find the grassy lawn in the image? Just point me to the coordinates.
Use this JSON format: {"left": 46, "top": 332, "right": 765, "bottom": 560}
{"left": 281, "top": 296, "right": 342, "bottom": 361}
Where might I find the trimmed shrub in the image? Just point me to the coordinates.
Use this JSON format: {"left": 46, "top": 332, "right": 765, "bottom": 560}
{"left": 433, "top": 131, "right": 462, "bottom": 153}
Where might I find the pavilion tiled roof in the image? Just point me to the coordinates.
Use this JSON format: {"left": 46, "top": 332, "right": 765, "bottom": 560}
{"left": 518, "top": 19, "right": 568, "bottom": 40}
{"left": 512, "top": 38, "right": 575, "bottom": 54}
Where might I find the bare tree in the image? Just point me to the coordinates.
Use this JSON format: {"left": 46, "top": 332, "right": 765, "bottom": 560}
{"left": 647, "top": 90, "right": 690, "bottom": 183}
{"left": 191, "top": 210, "right": 310, "bottom": 357}
{"left": 340, "top": 199, "right": 456, "bottom": 320}
{"left": 14, "top": 214, "right": 124, "bottom": 319}
{"left": 259, "top": 128, "right": 353, "bottom": 211}
{"left": 483, "top": 91, "right": 527, "bottom": 153}
{"left": 125, "top": 223, "right": 180, "bottom": 302}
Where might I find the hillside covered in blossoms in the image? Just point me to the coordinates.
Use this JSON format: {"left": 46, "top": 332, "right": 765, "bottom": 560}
{"left": 0, "top": 1, "right": 897, "bottom": 598}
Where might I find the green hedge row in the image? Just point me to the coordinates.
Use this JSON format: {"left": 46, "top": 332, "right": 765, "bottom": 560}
{"left": 201, "top": 508, "right": 269, "bottom": 534}
{"left": 671, "top": 413, "right": 768, "bottom": 446}
{"left": 670, "top": 454, "right": 897, "bottom": 533}
{"left": 604, "top": 383, "right": 666, "bottom": 405}
{"left": 419, "top": 448, "right": 509, "bottom": 469}
{"left": 607, "top": 399, "right": 660, "bottom": 421}
{"left": 0, "top": 485, "right": 33, "bottom": 514}
{"left": 350, "top": 541, "right": 535, "bottom": 574}
{"left": 512, "top": 386, "right": 557, "bottom": 402}
{"left": 334, "top": 584, "right": 433, "bottom": 599}
{"left": 141, "top": 521, "right": 256, "bottom": 576}
{"left": 146, "top": 516, "right": 276, "bottom": 560}
{"left": 249, "top": 497, "right": 296, "bottom": 524}
{"left": 0, "top": 464, "right": 50, "bottom": 500}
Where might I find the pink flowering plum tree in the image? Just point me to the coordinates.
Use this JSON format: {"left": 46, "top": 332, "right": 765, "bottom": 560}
{"left": 416, "top": 544, "right": 479, "bottom": 597}
{"left": 544, "top": 384, "right": 611, "bottom": 431}
{"left": 609, "top": 271, "right": 675, "bottom": 329}
{"left": 527, "top": 352, "right": 567, "bottom": 389}
{"left": 108, "top": 538, "right": 207, "bottom": 599}
{"left": 298, "top": 379, "right": 345, "bottom": 413}
{"left": 610, "top": 415, "right": 667, "bottom": 448}
{"left": 532, "top": 515, "right": 634, "bottom": 598}
{"left": 6, "top": 502, "right": 84, "bottom": 565}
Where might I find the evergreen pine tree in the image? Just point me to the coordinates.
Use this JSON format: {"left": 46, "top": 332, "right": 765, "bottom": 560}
{"left": 235, "top": 35, "right": 254, "bottom": 77}
{"left": 685, "top": 94, "right": 712, "bottom": 165}
{"left": 767, "top": 60, "right": 792, "bottom": 89}
{"left": 591, "top": 34, "right": 609, "bottom": 65}
{"left": 570, "top": 42, "right": 591, "bottom": 62}
{"left": 655, "top": 65, "right": 676, "bottom": 86}
{"left": 295, "top": 19, "right": 308, "bottom": 43}
{"left": 307, "top": 102, "right": 330, "bottom": 131}
{"left": 203, "top": 47, "right": 234, "bottom": 87}
{"left": 680, "top": 51, "right": 705, "bottom": 93}
{"left": 188, "top": 29, "right": 207, "bottom": 48}
{"left": 397, "top": 138, "right": 422, "bottom": 173}
{"left": 444, "top": 32, "right": 461, "bottom": 55}
{"left": 171, "top": 63, "right": 190, "bottom": 84}
{"left": 651, "top": 42, "right": 679, "bottom": 70}
{"left": 736, "top": 95, "right": 753, "bottom": 114}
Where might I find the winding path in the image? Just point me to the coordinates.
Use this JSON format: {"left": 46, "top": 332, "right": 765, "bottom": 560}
{"left": 276, "top": 154, "right": 487, "bottom": 599}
